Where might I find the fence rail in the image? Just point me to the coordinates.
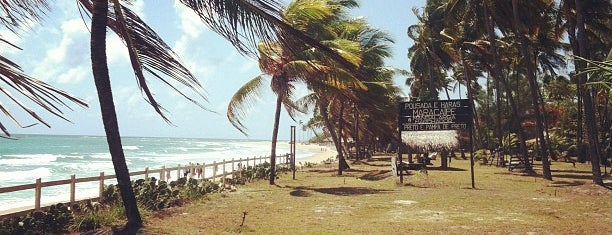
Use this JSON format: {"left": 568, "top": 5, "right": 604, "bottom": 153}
{"left": 0, "top": 153, "right": 291, "bottom": 219}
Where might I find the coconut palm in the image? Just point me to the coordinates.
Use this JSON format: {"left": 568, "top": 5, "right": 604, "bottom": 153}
{"left": 227, "top": 0, "right": 364, "bottom": 181}
{"left": 510, "top": 0, "right": 554, "bottom": 180}
{"left": 79, "top": 0, "right": 366, "bottom": 228}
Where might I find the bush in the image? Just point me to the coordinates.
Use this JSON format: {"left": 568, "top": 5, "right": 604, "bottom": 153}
{"left": 0, "top": 203, "right": 73, "bottom": 234}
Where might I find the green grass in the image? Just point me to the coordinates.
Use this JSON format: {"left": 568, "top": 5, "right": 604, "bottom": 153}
{"left": 138, "top": 155, "right": 611, "bottom": 234}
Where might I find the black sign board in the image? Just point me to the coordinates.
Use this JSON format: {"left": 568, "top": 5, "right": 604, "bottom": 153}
{"left": 399, "top": 99, "right": 472, "bottom": 131}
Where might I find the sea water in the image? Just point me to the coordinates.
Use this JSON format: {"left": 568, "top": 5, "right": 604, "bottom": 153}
{"left": 0, "top": 134, "right": 312, "bottom": 212}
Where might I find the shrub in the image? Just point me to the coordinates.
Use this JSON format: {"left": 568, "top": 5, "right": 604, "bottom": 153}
{"left": 0, "top": 203, "right": 73, "bottom": 234}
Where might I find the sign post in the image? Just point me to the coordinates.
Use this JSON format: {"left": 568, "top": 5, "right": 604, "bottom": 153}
{"left": 398, "top": 99, "right": 474, "bottom": 187}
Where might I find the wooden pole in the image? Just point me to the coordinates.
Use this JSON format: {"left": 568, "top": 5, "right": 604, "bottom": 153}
{"left": 213, "top": 161, "right": 217, "bottom": 182}
{"left": 144, "top": 167, "right": 149, "bottom": 179}
{"left": 177, "top": 164, "right": 181, "bottom": 179}
{"left": 99, "top": 172, "right": 104, "bottom": 201}
{"left": 222, "top": 159, "right": 226, "bottom": 182}
{"left": 70, "top": 174, "right": 76, "bottom": 205}
{"left": 35, "top": 178, "right": 41, "bottom": 210}
{"left": 161, "top": 165, "right": 165, "bottom": 181}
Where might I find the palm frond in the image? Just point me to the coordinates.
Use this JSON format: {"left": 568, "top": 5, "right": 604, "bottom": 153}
{"left": 0, "top": 53, "right": 88, "bottom": 136}
{"left": 79, "top": 0, "right": 208, "bottom": 123}
{"left": 227, "top": 75, "right": 267, "bottom": 135}
{"left": 0, "top": 0, "right": 49, "bottom": 32}
{"left": 179, "top": 0, "right": 360, "bottom": 72}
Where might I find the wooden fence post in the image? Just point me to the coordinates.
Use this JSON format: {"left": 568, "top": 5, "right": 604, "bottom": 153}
{"left": 246, "top": 157, "right": 249, "bottom": 168}
{"left": 145, "top": 167, "right": 149, "bottom": 179}
{"left": 161, "top": 165, "right": 165, "bottom": 181}
{"left": 99, "top": 172, "right": 104, "bottom": 201}
{"left": 213, "top": 161, "right": 217, "bottom": 182}
{"left": 222, "top": 160, "right": 227, "bottom": 184}
{"left": 177, "top": 164, "right": 181, "bottom": 179}
{"left": 70, "top": 174, "right": 76, "bottom": 205}
{"left": 35, "top": 178, "right": 41, "bottom": 210}
{"left": 231, "top": 158, "right": 235, "bottom": 172}
{"left": 202, "top": 162, "right": 206, "bottom": 179}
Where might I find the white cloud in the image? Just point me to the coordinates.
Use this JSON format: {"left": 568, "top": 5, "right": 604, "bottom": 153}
{"left": 107, "top": 34, "right": 129, "bottom": 65}
{"left": 57, "top": 67, "right": 88, "bottom": 84}
{"left": 32, "top": 18, "right": 90, "bottom": 83}
{"left": 0, "top": 30, "right": 23, "bottom": 56}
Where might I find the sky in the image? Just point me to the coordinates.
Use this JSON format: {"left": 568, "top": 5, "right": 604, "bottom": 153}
{"left": 2, "top": 0, "right": 426, "bottom": 140}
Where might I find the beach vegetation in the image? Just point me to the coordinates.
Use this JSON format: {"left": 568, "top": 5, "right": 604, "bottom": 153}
{"left": 405, "top": 0, "right": 611, "bottom": 184}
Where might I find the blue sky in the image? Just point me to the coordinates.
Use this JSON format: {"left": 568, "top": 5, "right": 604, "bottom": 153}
{"left": 3, "top": 0, "right": 426, "bottom": 140}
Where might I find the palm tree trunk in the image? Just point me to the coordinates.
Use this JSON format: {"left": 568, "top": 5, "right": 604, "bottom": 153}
{"left": 565, "top": 0, "right": 586, "bottom": 163}
{"left": 575, "top": 0, "right": 603, "bottom": 185}
{"left": 462, "top": 53, "right": 480, "bottom": 149}
{"left": 319, "top": 101, "right": 344, "bottom": 175}
{"left": 484, "top": 3, "right": 504, "bottom": 160}
{"left": 269, "top": 94, "right": 283, "bottom": 185}
{"left": 337, "top": 102, "right": 349, "bottom": 175}
{"left": 500, "top": 67, "right": 532, "bottom": 171}
{"left": 91, "top": 0, "right": 142, "bottom": 228}
{"left": 511, "top": 0, "right": 551, "bottom": 180}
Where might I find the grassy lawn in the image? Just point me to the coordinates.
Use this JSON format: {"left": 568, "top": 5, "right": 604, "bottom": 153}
{"left": 139, "top": 155, "right": 611, "bottom": 234}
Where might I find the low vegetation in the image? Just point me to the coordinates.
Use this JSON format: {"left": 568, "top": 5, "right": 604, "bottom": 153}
{"left": 0, "top": 163, "right": 278, "bottom": 234}
{"left": 140, "top": 155, "right": 610, "bottom": 234}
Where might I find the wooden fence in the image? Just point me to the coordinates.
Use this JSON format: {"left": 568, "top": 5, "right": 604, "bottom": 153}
{"left": 0, "top": 153, "right": 291, "bottom": 219}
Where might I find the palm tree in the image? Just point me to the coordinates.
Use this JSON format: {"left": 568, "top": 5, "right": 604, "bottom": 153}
{"left": 228, "top": 0, "right": 364, "bottom": 181}
{"left": 227, "top": 43, "right": 314, "bottom": 184}
{"left": 81, "top": 0, "right": 366, "bottom": 228}
{"left": 511, "top": 0, "right": 553, "bottom": 180}
{"left": 0, "top": 2, "right": 87, "bottom": 138}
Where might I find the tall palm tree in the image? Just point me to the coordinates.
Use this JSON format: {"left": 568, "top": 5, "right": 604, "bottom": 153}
{"left": 81, "top": 0, "right": 366, "bottom": 228}
{"left": 228, "top": 0, "right": 364, "bottom": 181}
{"left": 511, "top": 0, "right": 553, "bottom": 180}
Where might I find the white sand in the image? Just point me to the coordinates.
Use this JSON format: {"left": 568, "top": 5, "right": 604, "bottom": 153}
{"left": 295, "top": 143, "right": 337, "bottom": 164}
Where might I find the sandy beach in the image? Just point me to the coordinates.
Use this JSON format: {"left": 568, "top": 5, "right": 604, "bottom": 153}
{"left": 295, "top": 143, "right": 337, "bottom": 165}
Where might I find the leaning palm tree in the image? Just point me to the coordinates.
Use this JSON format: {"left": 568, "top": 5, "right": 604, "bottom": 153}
{"left": 227, "top": 42, "right": 314, "bottom": 185}
{"left": 227, "top": 0, "right": 362, "bottom": 183}
{"left": 0, "top": 2, "right": 87, "bottom": 138}
{"left": 79, "top": 0, "right": 363, "bottom": 229}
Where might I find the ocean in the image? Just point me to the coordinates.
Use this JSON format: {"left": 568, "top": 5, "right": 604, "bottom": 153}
{"left": 0, "top": 134, "right": 312, "bottom": 212}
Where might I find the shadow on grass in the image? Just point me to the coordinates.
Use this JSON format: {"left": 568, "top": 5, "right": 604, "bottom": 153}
{"left": 548, "top": 180, "right": 586, "bottom": 187}
{"left": 290, "top": 186, "right": 393, "bottom": 196}
{"left": 308, "top": 169, "right": 337, "bottom": 174}
{"left": 551, "top": 169, "right": 592, "bottom": 174}
{"left": 425, "top": 166, "right": 466, "bottom": 172}
{"left": 358, "top": 170, "right": 393, "bottom": 181}
{"left": 312, "top": 187, "right": 393, "bottom": 196}
{"left": 351, "top": 160, "right": 390, "bottom": 167}
{"left": 289, "top": 189, "right": 312, "bottom": 197}
{"left": 553, "top": 174, "right": 596, "bottom": 180}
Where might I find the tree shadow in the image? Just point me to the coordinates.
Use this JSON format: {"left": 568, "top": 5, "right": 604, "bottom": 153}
{"left": 358, "top": 170, "right": 393, "bottom": 181}
{"left": 425, "top": 166, "right": 466, "bottom": 172}
{"left": 551, "top": 169, "right": 592, "bottom": 174}
{"left": 548, "top": 180, "right": 586, "bottom": 187}
{"left": 289, "top": 189, "right": 312, "bottom": 197}
{"left": 553, "top": 174, "right": 596, "bottom": 180}
{"left": 290, "top": 186, "right": 393, "bottom": 196}
{"left": 308, "top": 169, "right": 337, "bottom": 174}
{"left": 312, "top": 187, "right": 393, "bottom": 196}
{"left": 351, "top": 160, "right": 390, "bottom": 167}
